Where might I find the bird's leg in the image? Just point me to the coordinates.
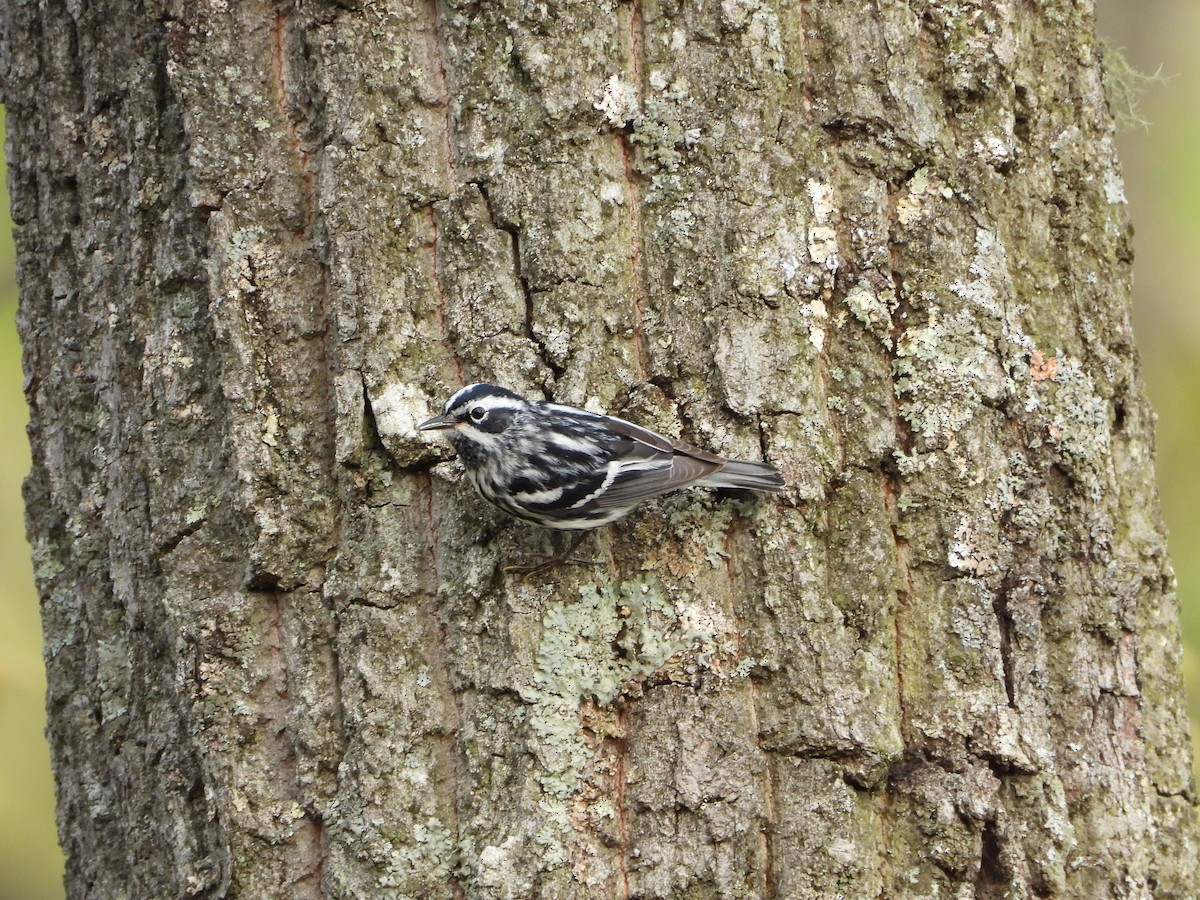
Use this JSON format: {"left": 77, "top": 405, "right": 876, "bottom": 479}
{"left": 503, "top": 530, "right": 596, "bottom": 577}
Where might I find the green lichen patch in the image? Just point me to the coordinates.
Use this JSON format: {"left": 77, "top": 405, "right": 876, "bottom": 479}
{"left": 893, "top": 304, "right": 1001, "bottom": 442}
{"left": 519, "top": 573, "right": 717, "bottom": 866}
{"left": 379, "top": 817, "right": 462, "bottom": 889}
{"left": 844, "top": 282, "right": 897, "bottom": 347}
{"left": 1036, "top": 355, "right": 1114, "bottom": 501}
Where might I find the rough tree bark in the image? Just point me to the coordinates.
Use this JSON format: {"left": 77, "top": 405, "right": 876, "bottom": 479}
{"left": 2, "top": 0, "right": 1196, "bottom": 897}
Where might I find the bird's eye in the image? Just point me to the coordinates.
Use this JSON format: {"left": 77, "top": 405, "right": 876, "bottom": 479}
{"left": 469, "top": 406, "right": 486, "bottom": 423}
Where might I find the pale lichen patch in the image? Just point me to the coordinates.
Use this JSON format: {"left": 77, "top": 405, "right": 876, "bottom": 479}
{"left": 845, "top": 282, "right": 896, "bottom": 346}
{"left": 893, "top": 305, "right": 998, "bottom": 441}
{"left": 950, "top": 228, "right": 1007, "bottom": 319}
{"left": 96, "top": 638, "right": 132, "bottom": 729}
{"left": 520, "top": 574, "right": 718, "bottom": 866}
{"left": 378, "top": 817, "right": 459, "bottom": 888}
{"left": 720, "top": 0, "right": 784, "bottom": 70}
{"left": 947, "top": 516, "right": 996, "bottom": 576}
{"left": 807, "top": 179, "right": 836, "bottom": 224}
{"left": 594, "top": 75, "right": 640, "bottom": 128}
{"left": 896, "top": 167, "right": 952, "bottom": 226}
{"left": 1103, "top": 165, "right": 1127, "bottom": 206}
{"left": 261, "top": 408, "right": 279, "bottom": 447}
{"left": 475, "top": 839, "right": 530, "bottom": 895}
{"left": 806, "top": 299, "right": 829, "bottom": 352}
{"left": 1037, "top": 356, "right": 1114, "bottom": 500}
{"left": 807, "top": 225, "right": 839, "bottom": 272}
{"left": 372, "top": 381, "right": 436, "bottom": 440}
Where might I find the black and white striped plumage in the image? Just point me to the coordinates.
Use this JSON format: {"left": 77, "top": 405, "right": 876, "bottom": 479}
{"left": 419, "top": 384, "right": 784, "bottom": 530}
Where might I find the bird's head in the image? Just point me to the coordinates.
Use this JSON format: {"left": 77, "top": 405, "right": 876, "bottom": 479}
{"left": 419, "top": 383, "right": 526, "bottom": 451}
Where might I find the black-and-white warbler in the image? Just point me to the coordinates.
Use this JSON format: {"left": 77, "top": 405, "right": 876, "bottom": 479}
{"left": 419, "top": 384, "right": 784, "bottom": 563}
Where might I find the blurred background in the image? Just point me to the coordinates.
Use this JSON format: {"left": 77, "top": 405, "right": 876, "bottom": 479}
{"left": 1098, "top": 0, "right": 1200, "bottom": 795}
{"left": 0, "top": 3, "right": 1195, "bottom": 896}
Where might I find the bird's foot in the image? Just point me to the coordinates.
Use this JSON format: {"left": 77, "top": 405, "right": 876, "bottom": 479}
{"left": 502, "top": 532, "right": 596, "bottom": 577}
{"left": 502, "top": 555, "right": 596, "bottom": 577}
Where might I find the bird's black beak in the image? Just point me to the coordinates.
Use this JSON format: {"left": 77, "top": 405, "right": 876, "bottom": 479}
{"left": 418, "top": 414, "right": 456, "bottom": 431}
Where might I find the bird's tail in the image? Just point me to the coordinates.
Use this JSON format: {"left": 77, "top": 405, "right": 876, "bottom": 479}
{"left": 699, "top": 459, "right": 785, "bottom": 493}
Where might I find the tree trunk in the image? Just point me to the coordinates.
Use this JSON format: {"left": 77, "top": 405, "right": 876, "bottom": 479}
{"left": 2, "top": 0, "right": 1196, "bottom": 896}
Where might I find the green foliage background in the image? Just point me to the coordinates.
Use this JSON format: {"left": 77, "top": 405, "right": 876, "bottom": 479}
{"left": 0, "top": 106, "right": 62, "bottom": 899}
{"left": 0, "top": 4, "right": 1194, "bottom": 896}
{"left": 1099, "top": 0, "right": 1200, "bottom": 783}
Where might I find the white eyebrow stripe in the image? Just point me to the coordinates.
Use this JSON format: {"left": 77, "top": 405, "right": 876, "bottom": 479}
{"left": 453, "top": 394, "right": 523, "bottom": 415}
{"left": 570, "top": 459, "right": 621, "bottom": 508}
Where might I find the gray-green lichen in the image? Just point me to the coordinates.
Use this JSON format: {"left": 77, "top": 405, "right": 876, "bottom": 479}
{"left": 1099, "top": 41, "right": 1165, "bottom": 132}
{"left": 95, "top": 637, "right": 131, "bottom": 734}
{"left": 379, "top": 817, "right": 461, "bottom": 889}
{"left": 520, "top": 574, "right": 713, "bottom": 866}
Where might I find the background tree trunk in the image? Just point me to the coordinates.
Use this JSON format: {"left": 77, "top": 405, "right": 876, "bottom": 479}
{"left": 2, "top": 0, "right": 1196, "bottom": 896}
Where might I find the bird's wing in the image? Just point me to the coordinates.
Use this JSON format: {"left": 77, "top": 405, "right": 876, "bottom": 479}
{"left": 589, "top": 415, "right": 725, "bottom": 508}
{"left": 601, "top": 415, "right": 726, "bottom": 463}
